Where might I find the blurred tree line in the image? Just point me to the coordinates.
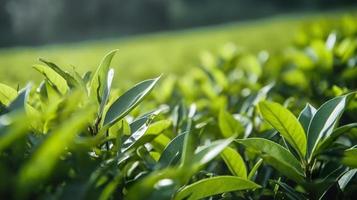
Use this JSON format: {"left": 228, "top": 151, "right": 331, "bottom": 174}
{"left": 0, "top": 0, "right": 355, "bottom": 47}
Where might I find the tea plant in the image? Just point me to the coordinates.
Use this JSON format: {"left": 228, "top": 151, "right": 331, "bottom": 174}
{"left": 0, "top": 15, "right": 356, "bottom": 200}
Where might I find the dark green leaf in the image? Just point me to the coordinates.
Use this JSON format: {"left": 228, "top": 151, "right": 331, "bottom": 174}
{"left": 307, "top": 95, "right": 347, "bottom": 159}
{"left": 104, "top": 76, "right": 160, "bottom": 127}
{"left": 298, "top": 103, "right": 316, "bottom": 133}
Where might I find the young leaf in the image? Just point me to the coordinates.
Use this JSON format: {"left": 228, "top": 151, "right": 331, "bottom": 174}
{"left": 8, "top": 84, "right": 31, "bottom": 112}
{"left": 39, "top": 58, "right": 79, "bottom": 88}
{"left": 89, "top": 50, "right": 118, "bottom": 104}
{"left": 174, "top": 176, "right": 260, "bottom": 200}
{"left": 247, "top": 158, "right": 263, "bottom": 180}
{"left": 237, "top": 138, "right": 305, "bottom": 183}
{"left": 221, "top": 146, "right": 247, "bottom": 179}
{"left": 33, "top": 64, "right": 68, "bottom": 94}
{"left": 218, "top": 109, "right": 243, "bottom": 138}
{"left": 0, "top": 83, "right": 18, "bottom": 105}
{"left": 99, "top": 68, "right": 114, "bottom": 116}
{"left": 298, "top": 103, "right": 316, "bottom": 133}
{"left": 103, "top": 76, "right": 160, "bottom": 127}
{"left": 307, "top": 95, "right": 347, "bottom": 159}
{"left": 258, "top": 101, "right": 307, "bottom": 158}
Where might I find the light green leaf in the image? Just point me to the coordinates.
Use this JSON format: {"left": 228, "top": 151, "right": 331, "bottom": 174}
{"left": 104, "top": 76, "right": 160, "bottom": 127}
{"left": 258, "top": 101, "right": 307, "bottom": 158}
{"left": 39, "top": 58, "right": 79, "bottom": 88}
{"left": 191, "top": 137, "right": 234, "bottom": 170}
{"left": 307, "top": 95, "right": 347, "bottom": 159}
{"left": 237, "top": 138, "right": 305, "bottom": 183}
{"left": 247, "top": 159, "right": 263, "bottom": 180}
{"left": 342, "top": 148, "right": 357, "bottom": 168}
{"left": 33, "top": 64, "right": 68, "bottom": 94}
{"left": 0, "top": 83, "right": 18, "bottom": 105}
{"left": 89, "top": 50, "right": 118, "bottom": 104}
{"left": 298, "top": 103, "right": 316, "bottom": 133}
{"left": 219, "top": 109, "right": 244, "bottom": 138}
{"left": 221, "top": 147, "right": 247, "bottom": 179}
{"left": 0, "top": 112, "right": 30, "bottom": 152}
{"left": 174, "top": 176, "right": 260, "bottom": 200}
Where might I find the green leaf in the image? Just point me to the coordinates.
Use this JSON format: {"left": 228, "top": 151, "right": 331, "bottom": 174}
{"left": 39, "top": 58, "right": 79, "bottom": 88}
{"left": 342, "top": 148, "right": 357, "bottom": 168}
{"left": 191, "top": 137, "right": 234, "bottom": 170}
{"left": 316, "top": 123, "right": 357, "bottom": 155}
{"left": 158, "top": 133, "right": 186, "bottom": 168}
{"left": 338, "top": 169, "right": 357, "bottom": 191}
{"left": 218, "top": 109, "right": 243, "bottom": 138}
{"left": 258, "top": 101, "right": 307, "bottom": 158}
{"left": 126, "top": 167, "right": 184, "bottom": 200}
{"left": 0, "top": 83, "right": 18, "bottom": 105}
{"left": 271, "top": 180, "right": 306, "bottom": 200}
{"left": 247, "top": 159, "right": 263, "bottom": 180}
{"left": 237, "top": 138, "right": 305, "bottom": 183}
{"left": 298, "top": 103, "right": 316, "bottom": 133}
{"left": 221, "top": 147, "right": 247, "bottom": 179}
{"left": 33, "top": 64, "right": 68, "bottom": 94}
{"left": 0, "top": 112, "right": 30, "bottom": 152}
{"left": 307, "top": 95, "right": 347, "bottom": 159}
{"left": 99, "top": 68, "right": 114, "bottom": 116}
{"left": 8, "top": 84, "right": 31, "bottom": 112}
{"left": 174, "top": 176, "right": 260, "bottom": 200}
{"left": 89, "top": 50, "right": 118, "bottom": 104}
{"left": 103, "top": 76, "right": 160, "bottom": 127}
{"left": 121, "top": 120, "right": 170, "bottom": 152}
{"left": 18, "top": 106, "right": 94, "bottom": 191}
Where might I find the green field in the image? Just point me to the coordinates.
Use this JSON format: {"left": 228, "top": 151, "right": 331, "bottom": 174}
{"left": 0, "top": 11, "right": 352, "bottom": 87}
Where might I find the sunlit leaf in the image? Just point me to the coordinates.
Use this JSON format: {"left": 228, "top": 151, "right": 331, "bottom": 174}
{"left": 219, "top": 109, "right": 243, "bottom": 138}
{"left": 258, "top": 101, "right": 307, "bottom": 158}
{"left": 237, "top": 138, "right": 305, "bottom": 183}
{"left": 342, "top": 148, "right": 357, "bottom": 168}
{"left": 307, "top": 95, "right": 347, "bottom": 159}
{"left": 174, "top": 176, "right": 260, "bottom": 200}
{"left": 104, "top": 76, "right": 160, "bottom": 127}
{"left": 33, "top": 64, "right": 68, "bottom": 94}
{"left": 0, "top": 83, "right": 18, "bottom": 105}
{"left": 39, "top": 58, "right": 79, "bottom": 88}
{"left": 221, "top": 146, "right": 247, "bottom": 179}
{"left": 89, "top": 50, "right": 118, "bottom": 103}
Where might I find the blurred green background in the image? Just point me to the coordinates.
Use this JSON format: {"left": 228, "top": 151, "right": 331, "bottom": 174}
{"left": 0, "top": 0, "right": 356, "bottom": 87}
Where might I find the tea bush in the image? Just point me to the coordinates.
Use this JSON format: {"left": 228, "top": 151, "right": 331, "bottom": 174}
{"left": 0, "top": 15, "right": 356, "bottom": 200}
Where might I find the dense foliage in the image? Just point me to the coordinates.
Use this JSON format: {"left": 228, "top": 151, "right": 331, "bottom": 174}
{"left": 0, "top": 16, "right": 357, "bottom": 199}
